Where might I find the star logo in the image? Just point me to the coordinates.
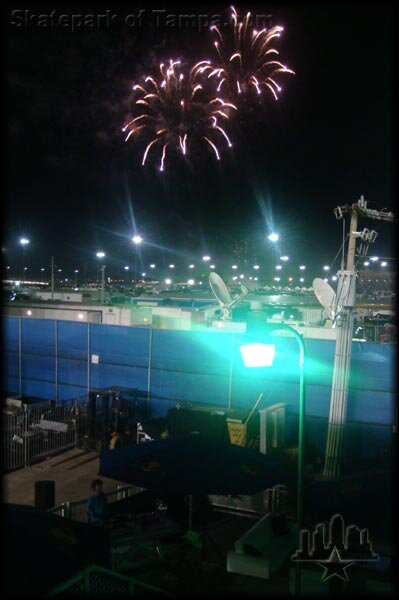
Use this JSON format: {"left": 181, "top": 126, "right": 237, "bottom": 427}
{"left": 316, "top": 546, "right": 355, "bottom": 582}
{"left": 291, "top": 513, "right": 379, "bottom": 584}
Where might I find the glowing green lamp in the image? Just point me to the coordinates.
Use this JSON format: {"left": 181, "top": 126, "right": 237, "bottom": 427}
{"left": 240, "top": 321, "right": 306, "bottom": 596}
{"left": 239, "top": 342, "right": 276, "bottom": 367}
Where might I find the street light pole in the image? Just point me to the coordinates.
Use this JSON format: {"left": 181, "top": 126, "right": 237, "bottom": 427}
{"left": 243, "top": 319, "right": 305, "bottom": 595}
{"left": 100, "top": 265, "right": 106, "bottom": 304}
{"left": 22, "top": 248, "right": 25, "bottom": 285}
{"left": 132, "top": 235, "right": 143, "bottom": 283}
{"left": 95, "top": 252, "right": 106, "bottom": 301}
{"left": 19, "top": 237, "right": 30, "bottom": 285}
{"left": 51, "top": 256, "right": 55, "bottom": 301}
{"left": 288, "top": 326, "right": 306, "bottom": 597}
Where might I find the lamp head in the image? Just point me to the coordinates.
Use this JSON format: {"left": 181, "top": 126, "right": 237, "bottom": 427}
{"left": 240, "top": 343, "right": 276, "bottom": 367}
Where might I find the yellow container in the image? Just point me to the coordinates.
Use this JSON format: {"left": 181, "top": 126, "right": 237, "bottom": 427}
{"left": 227, "top": 419, "right": 247, "bottom": 446}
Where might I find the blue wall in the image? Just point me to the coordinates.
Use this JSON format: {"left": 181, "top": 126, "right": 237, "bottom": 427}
{"left": 3, "top": 316, "right": 396, "bottom": 462}
{"left": 3, "top": 316, "right": 395, "bottom": 420}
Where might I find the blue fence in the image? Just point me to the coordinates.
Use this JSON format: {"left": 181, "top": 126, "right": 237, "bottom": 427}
{"left": 3, "top": 317, "right": 396, "bottom": 463}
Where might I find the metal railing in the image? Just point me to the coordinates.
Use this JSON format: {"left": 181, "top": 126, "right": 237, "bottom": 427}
{"left": 48, "top": 484, "right": 141, "bottom": 523}
{"left": 2, "top": 400, "right": 89, "bottom": 472}
{"left": 353, "top": 323, "right": 393, "bottom": 342}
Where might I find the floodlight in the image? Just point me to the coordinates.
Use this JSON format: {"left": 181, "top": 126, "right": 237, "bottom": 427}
{"left": 268, "top": 233, "right": 279, "bottom": 242}
{"left": 240, "top": 343, "right": 276, "bottom": 368}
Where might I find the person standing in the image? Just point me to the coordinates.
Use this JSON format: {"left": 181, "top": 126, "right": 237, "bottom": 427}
{"left": 87, "top": 479, "right": 108, "bottom": 525}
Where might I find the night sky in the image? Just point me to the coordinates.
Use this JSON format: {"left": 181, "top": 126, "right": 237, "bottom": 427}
{"left": 5, "top": 2, "right": 397, "bottom": 280}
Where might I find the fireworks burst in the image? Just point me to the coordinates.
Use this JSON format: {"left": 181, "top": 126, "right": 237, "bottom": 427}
{"left": 123, "top": 59, "right": 237, "bottom": 171}
{"left": 209, "top": 6, "right": 295, "bottom": 102}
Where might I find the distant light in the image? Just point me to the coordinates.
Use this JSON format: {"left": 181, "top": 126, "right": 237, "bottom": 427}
{"left": 64, "top": 278, "right": 68, "bottom": 282}
{"left": 232, "top": 265, "right": 238, "bottom": 270}
{"left": 299, "top": 265, "right": 306, "bottom": 270}
{"left": 187, "top": 279, "right": 195, "bottom": 285}
{"left": 299, "top": 277, "right": 304, "bottom": 282}
{"left": 288, "top": 277, "right": 293, "bottom": 282}
{"left": 202, "top": 255, "right": 211, "bottom": 261}
{"left": 268, "top": 233, "right": 279, "bottom": 242}
{"left": 78, "top": 313, "right": 84, "bottom": 320}
{"left": 324, "top": 278, "right": 329, "bottom": 282}
{"left": 40, "top": 268, "right": 45, "bottom": 272}
{"left": 199, "top": 282, "right": 203, "bottom": 285}
{"left": 74, "top": 269, "right": 79, "bottom": 274}
{"left": 189, "top": 264, "right": 195, "bottom": 269}
{"left": 26, "top": 310, "right": 32, "bottom": 316}
{"left": 24, "top": 267, "right": 28, "bottom": 271}
{"left": 143, "top": 318, "right": 148, "bottom": 322}
{"left": 240, "top": 343, "right": 276, "bottom": 368}
{"left": 274, "top": 277, "right": 281, "bottom": 282}
{"left": 142, "top": 272, "right": 146, "bottom": 277}
{"left": 254, "top": 277, "right": 258, "bottom": 281}
{"left": 280, "top": 256, "right": 289, "bottom": 261}
{"left": 19, "top": 238, "right": 30, "bottom": 246}
{"left": 239, "top": 274, "right": 244, "bottom": 279}
{"left": 370, "top": 256, "right": 379, "bottom": 262}
{"left": 323, "top": 265, "right": 330, "bottom": 271}
{"left": 96, "top": 251, "right": 105, "bottom": 258}
{"left": 381, "top": 261, "right": 388, "bottom": 267}
{"left": 6, "top": 266, "right": 10, "bottom": 269}
{"left": 364, "top": 261, "right": 370, "bottom": 266}
{"left": 165, "top": 278, "right": 172, "bottom": 284}
{"left": 210, "top": 264, "right": 215, "bottom": 269}
{"left": 253, "top": 265, "right": 260, "bottom": 270}
{"left": 150, "top": 264, "right": 156, "bottom": 268}
{"left": 132, "top": 235, "right": 143, "bottom": 245}
{"left": 232, "top": 276, "right": 238, "bottom": 281}
{"left": 332, "top": 275, "right": 337, "bottom": 281}
{"left": 216, "top": 321, "right": 223, "bottom": 328}
{"left": 169, "top": 264, "right": 175, "bottom": 269}
{"left": 124, "top": 266, "right": 129, "bottom": 271}
{"left": 57, "top": 269, "right": 62, "bottom": 272}
{"left": 275, "top": 265, "right": 282, "bottom": 270}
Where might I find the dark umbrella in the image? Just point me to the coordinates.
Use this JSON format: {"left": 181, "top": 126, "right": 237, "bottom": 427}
{"left": 99, "top": 434, "right": 285, "bottom": 495}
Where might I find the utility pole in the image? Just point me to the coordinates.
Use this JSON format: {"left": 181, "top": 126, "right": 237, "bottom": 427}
{"left": 323, "top": 196, "right": 395, "bottom": 479}
{"left": 51, "top": 256, "right": 55, "bottom": 301}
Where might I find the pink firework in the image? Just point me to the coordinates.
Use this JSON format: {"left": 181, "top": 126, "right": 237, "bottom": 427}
{"left": 123, "top": 59, "right": 237, "bottom": 171}
{"left": 209, "top": 6, "right": 295, "bottom": 102}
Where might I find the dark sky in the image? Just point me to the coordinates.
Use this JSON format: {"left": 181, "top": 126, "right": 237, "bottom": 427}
{"left": 5, "top": 2, "right": 397, "bottom": 280}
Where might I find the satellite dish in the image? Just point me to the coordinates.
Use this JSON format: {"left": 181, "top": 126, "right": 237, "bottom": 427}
{"left": 209, "top": 272, "right": 231, "bottom": 306}
{"left": 209, "top": 272, "right": 249, "bottom": 320}
{"left": 312, "top": 278, "right": 337, "bottom": 320}
{"left": 240, "top": 278, "right": 259, "bottom": 293}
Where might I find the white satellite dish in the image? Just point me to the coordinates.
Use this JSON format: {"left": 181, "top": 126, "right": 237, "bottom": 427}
{"left": 153, "top": 282, "right": 168, "bottom": 293}
{"left": 209, "top": 272, "right": 249, "bottom": 320}
{"left": 209, "top": 272, "right": 231, "bottom": 306}
{"left": 312, "top": 278, "right": 337, "bottom": 321}
{"left": 240, "top": 278, "right": 260, "bottom": 293}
